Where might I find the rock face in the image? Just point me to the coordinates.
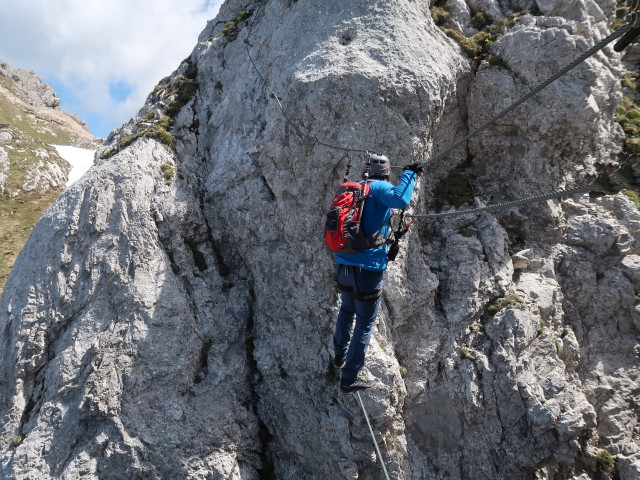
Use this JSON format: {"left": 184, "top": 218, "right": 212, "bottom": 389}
{"left": 0, "top": 62, "right": 60, "bottom": 110}
{"left": 0, "top": 1, "right": 638, "bottom": 479}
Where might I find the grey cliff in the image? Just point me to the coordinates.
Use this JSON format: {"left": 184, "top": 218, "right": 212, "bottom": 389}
{"left": 0, "top": 62, "right": 60, "bottom": 111}
{"left": 0, "top": 0, "right": 638, "bottom": 479}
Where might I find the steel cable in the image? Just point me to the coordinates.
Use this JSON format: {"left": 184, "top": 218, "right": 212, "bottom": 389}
{"left": 355, "top": 392, "right": 392, "bottom": 480}
{"left": 243, "top": 9, "right": 629, "bottom": 160}
{"left": 406, "top": 184, "right": 591, "bottom": 219}
{"left": 241, "top": 10, "right": 631, "bottom": 217}
{"left": 419, "top": 24, "right": 630, "bottom": 169}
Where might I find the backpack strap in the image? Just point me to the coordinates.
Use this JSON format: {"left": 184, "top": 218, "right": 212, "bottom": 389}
{"left": 359, "top": 179, "right": 392, "bottom": 247}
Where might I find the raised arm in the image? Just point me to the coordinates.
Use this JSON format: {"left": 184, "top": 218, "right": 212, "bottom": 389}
{"left": 373, "top": 170, "right": 418, "bottom": 209}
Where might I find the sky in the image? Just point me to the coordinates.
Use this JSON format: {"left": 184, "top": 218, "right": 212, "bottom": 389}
{"left": 0, "top": 0, "right": 224, "bottom": 138}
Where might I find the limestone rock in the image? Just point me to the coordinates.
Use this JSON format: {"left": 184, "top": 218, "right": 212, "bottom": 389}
{"left": 512, "top": 248, "right": 532, "bottom": 270}
{"left": 0, "top": 1, "right": 638, "bottom": 479}
{"left": 0, "top": 62, "right": 60, "bottom": 110}
{"left": 466, "top": 0, "right": 503, "bottom": 20}
{"left": 20, "top": 159, "right": 69, "bottom": 192}
{"left": 445, "top": 0, "right": 474, "bottom": 33}
{"left": 0, "top": 148, "right": 8, "bottom": 194}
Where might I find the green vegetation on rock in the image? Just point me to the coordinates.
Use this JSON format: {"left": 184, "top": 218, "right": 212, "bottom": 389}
{"left": 430, "top": 6, "right": 451, "bottom": 26}
{"left": 1, "top": 130, "right": 64, "bottom": 192}
{"left": 439, "top": 9, "right": 524, "bottom": 64}
{"left": 595, "top": 449, "right": 615, "bottom": 475}
{"left": 433, "top": 170, "right": 476, "bottom": 209}
{"left": 615, "top": 96, "right": 640, "bottom": 154}
{"left": 221, "top": 9, "right": 254, "bottom": 42}
{"left": 622, "top": 72, "right": 639, "bottom": 92}
{"left": 160, "top": 163, "right": 175, "bottom": 184}
{"left": 616, "top": 71, "right": 640, "bottom": 156}
{"left": 460, "top": 346, "right": 477, "bottom": 361}
{"left": 101, "top": 59, "right": 199, "bottom": 160}
{"left": 612, "top": 0, "right": 629, "bottom": 31}
{"left": 0, "top": 189, "right": 60, "bottom": 290}
{"left": 625, "top": 190, "right": 640, "bottom": 210}
{"left": 9, "top": 432, "right": 25, "bottom": 448}
{"left": 0, "top": 69, "right": 95, "bottom": 295}
{"left": 0, "top": 82, "right": 74, "bottom": 145}
{"left": 486, "top": 290, "right": 524, "bottom": 317}
{"left": 0, "top": 129, "right": 69, "bottom": 292}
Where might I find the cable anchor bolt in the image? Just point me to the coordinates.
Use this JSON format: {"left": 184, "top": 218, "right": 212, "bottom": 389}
{"left": 627, "top": 0, "right": 640, "bottom": 11}
{"left": 627, "top": 11, "right": 640, "bottom": 27}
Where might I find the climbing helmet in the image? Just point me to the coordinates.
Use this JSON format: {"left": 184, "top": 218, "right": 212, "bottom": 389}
{"left": 369, "top": 154, "right": 391, "bottom": 177}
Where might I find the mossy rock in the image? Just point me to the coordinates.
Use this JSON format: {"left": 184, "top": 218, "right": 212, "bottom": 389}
{"left": 471, "top": 11, "right": 493, "bottom": 31}
{"left": 460, "top": 346, "right": 477, "bottom": 360}
{"left": 100, "top": 117, "right": 175, "bottom": 160}
{"left": 430, "top": 6, "right": 451, "bottom": 26}
{"left": 160, "top": 163, "right": 175, "bottom": 182}
{"left": 616, "top": 96, "right": 640, "bottom": 153}
{"left": 595, "top": 450, "right": 615, "bottom": 475}
{"left": 221, "top": 9, "right": 254, "bottom": 42}
{"left": 486, "top": 290, "right": 524, "bottom": 317}
{"left": 433, "top": 170, "right": 475, "bottom": 208}
{"left": 625, "top": 190, "right": 640, "bottom": 210}
{"left": 164, "top": 75, "right": 198, "bottom": 118}
{"left": 441, "top": 11, "right": 522, "bottom": 62}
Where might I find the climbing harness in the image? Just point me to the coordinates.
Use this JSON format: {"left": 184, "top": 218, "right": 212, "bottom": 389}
{"left": 387, "top": 210, "right": 414, "bottom": 261}
{"left": 355, "top": 392, "right": 392, "bottom": 480}
{"left": 337, "top": 284, "right": 383, "bottom": 301}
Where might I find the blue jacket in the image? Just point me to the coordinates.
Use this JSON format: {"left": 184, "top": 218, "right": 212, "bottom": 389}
{"left": 335, "top": 170, "right": 418, "bottom": 271}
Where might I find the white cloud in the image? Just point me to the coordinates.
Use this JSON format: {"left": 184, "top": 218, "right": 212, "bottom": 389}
{"left": 0, "top": 0, "right": 223, "bottom": 137}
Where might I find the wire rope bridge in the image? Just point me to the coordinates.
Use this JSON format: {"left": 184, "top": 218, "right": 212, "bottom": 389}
{"left": 241, "top": 2, "right": 640, "bottom": 477}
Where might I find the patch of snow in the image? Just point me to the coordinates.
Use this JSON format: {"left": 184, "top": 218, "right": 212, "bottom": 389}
{"left": 51, "top": 144, "right": 95, "bottom": 186}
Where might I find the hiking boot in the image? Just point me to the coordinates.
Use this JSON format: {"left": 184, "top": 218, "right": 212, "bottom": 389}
{"left": 333, "top": 356, "right": 346, "bottom": 368}
{"left": 339, "top": 379, "right": 375, "bottom": 394}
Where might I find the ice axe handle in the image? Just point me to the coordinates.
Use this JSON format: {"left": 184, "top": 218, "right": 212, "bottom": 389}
{"left": 614, "top": 27, "right": 640, "bottom": 52}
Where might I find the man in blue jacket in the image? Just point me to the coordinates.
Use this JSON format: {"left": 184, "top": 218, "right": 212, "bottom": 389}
{"left": 334, "top": 154, "right": 422, "bottom": 393}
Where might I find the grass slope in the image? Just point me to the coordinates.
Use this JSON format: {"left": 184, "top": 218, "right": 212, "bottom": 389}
{"left": 0, "top": 73, "right": 95, "bottom": 294}
{"left": 0, "top": 190, "right": 60, "bottom": 288}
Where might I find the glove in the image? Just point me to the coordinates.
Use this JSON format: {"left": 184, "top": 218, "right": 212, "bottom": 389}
{"left": 403, "top": 163, "right": 424, "bottom": 176}
{"left": 589, "top": 171, "right": 622, "bottom": 196}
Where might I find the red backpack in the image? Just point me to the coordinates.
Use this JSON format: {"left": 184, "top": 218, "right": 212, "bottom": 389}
{"left": 324, "top": 181, "right": 385, "bottom": 253}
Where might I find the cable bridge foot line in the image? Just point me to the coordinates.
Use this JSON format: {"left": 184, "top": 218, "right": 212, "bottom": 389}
{"left": 355, "top": 391, "right": 392, "bottom": 480}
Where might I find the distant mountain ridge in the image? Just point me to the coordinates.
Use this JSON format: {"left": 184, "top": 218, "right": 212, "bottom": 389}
{"left": 0, "top": 61, "right": 60, "bottom": 110}
{"left": 0, "top": 61, "right": 95, "bottom": 148}
{"left": 0, "top": 60, "right": 97, "bottom": 290}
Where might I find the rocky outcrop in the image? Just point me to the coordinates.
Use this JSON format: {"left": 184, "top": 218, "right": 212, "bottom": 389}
{"left": 0, "top": 130, "right": 69, "bottom": 195}
{"left": 0, "top": 60, "right": 95, "bottom": 148}
{"left": 0, "top": 145, "right": 8, "bottom": 194}
{"left": 0, "top": 1, "right": 638, "bottom": 479}
{"left": 0, "top": 62, "right": 60, "bottom": 110}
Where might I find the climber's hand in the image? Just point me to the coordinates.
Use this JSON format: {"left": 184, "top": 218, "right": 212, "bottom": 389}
{"left": 403, "top": 163, "right": 424, "bottom": 176}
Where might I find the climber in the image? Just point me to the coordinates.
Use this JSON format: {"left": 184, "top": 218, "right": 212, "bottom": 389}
{"left": 332, "top": 154, "right": 423, "bottom": 393}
